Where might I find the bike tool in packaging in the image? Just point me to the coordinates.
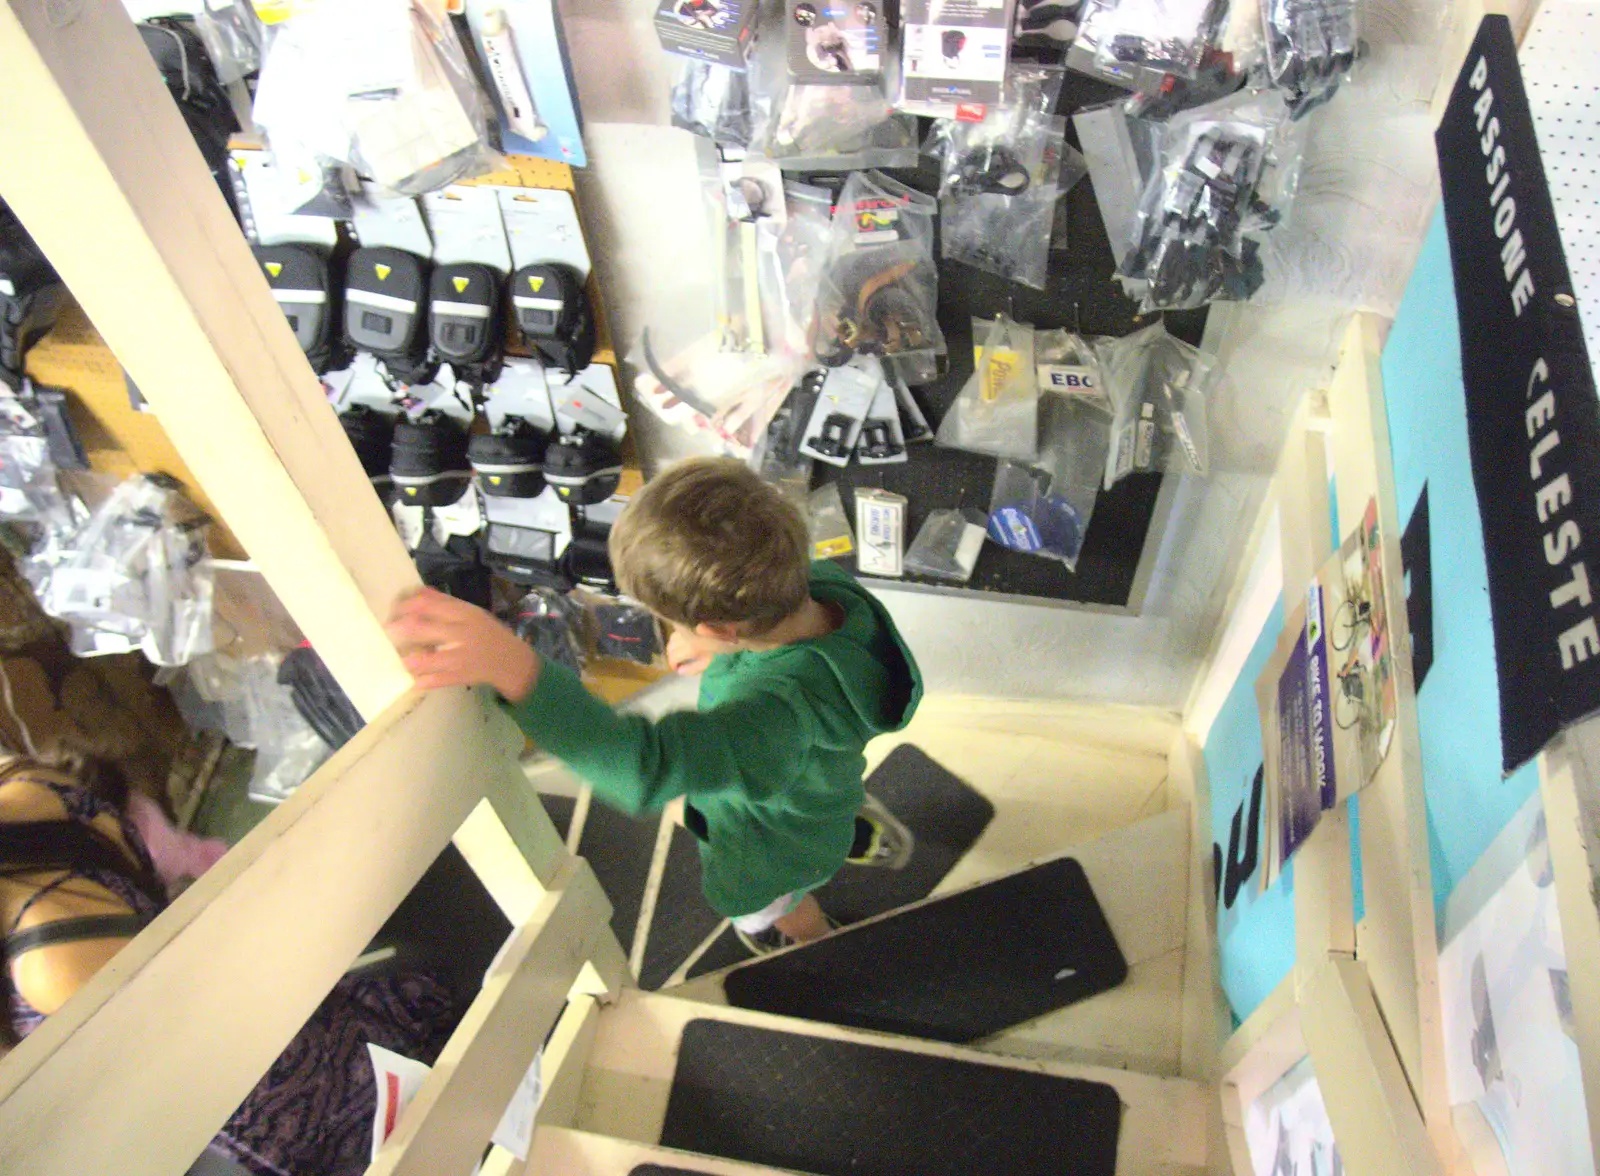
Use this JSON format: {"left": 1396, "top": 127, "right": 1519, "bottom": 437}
{"left": 798, "top": 363, "right": 880, "bottom": 466}
{"left": 854, "top": 368, "right": 908, "bottom": 466}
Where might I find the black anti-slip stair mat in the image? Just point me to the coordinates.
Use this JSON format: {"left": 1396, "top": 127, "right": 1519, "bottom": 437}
{"left": 641, "top": 746, "right": 996, "bottom": 988}
{"left": 662, "top": 1019, "right": 1122, "bottom": 1176}
{"left": 631, "top": 1168, "right": 718, "bottom": 1176}
{"left": 576, "top": 801, "right": 659, "bottom": 955}
{"left": 722, "top": 857, "right": 1128, "bottom": 1042}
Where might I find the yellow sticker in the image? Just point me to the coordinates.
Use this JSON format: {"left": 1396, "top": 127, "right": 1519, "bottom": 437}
{"left": 264, "top": 261, "right": 283, "bottom": 278}
{"left": 981, "top": 349, "right": 1021, "bottom": 403}
{"left": 489, "top": 475, "right": 502, "bottom": 485}
{"left": 528, "top": 275, "right": 545, "bottom": 292}
{"left": 813, "top": 536, "right": 854, "bottom": 559}
{"left": 452, "top": 276, "right": 470, "bottom": 293}
{"left": 375, "top": 263, "right": 392, "bottom": 281}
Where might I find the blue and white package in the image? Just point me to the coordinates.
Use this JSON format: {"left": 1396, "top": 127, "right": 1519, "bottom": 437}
{"left": 465, "top": 0, "right": 587, "bottom": 167}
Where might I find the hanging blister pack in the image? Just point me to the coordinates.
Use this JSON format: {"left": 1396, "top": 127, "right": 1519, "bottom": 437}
{"left": 345, "top": 246, "right": 436, "bottom": 386}
{"left": 854, "top": 374, "right": 908, "bottom": 465}
{"left": 1096, "top": 322, "right": 1213, "bottom": 487}
{"left": 797, "top": 363, "right": 880, "bottom": 466}
{"left": 512, "top": 262, "right": 596, "bottom": 376}
{"left": 855, "top": 489, "right": 906, "bottom": 578}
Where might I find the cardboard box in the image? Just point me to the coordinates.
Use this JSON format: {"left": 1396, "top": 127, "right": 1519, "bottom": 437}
{"left": 855, "top": 488, "right": 907, "bottom": 577}
{"left": 655, "top": 0, "right": 760, "bottom": 68}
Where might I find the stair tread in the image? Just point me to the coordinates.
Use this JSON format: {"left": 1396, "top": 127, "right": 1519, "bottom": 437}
{"left": 721, "top": 856, "right": 1128, "bottom": 1042}
{"left": 533, "top": 1127, "right": 807, "bottom": 1175}
{"left": 661, "top": 1017, "right": 1122, "bottom": 1176}
{"left": 576, "top": 990, "right": 1210, "bottom": 1174}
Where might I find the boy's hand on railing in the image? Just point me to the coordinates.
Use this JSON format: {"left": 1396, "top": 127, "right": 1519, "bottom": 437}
{"left": 386, "top": 588, "right": 542, "bottom": 703}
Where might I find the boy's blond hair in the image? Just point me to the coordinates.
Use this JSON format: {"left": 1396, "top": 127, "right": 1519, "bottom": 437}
{"left": 609, "top": 457, "right": 810, "bottom": 634}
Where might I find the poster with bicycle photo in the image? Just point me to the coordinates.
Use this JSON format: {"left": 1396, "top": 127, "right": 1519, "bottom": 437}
{"left": 1256, "top": 498, "right": 1398, "bottom": 886}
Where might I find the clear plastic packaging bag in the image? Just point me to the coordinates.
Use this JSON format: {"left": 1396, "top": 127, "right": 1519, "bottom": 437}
{"left": 1120, "top": 90, "right": 1302, "bottom": 311}
{"left": 936, "top": 110, "right": 1069, "bottom": 289}
{"left": 24, "top": 475, "right": 215, "bottom": 667}
{"left": 754, "top": 81, "right": 920, "bottom": 170}
{"left": 814, "top": 171, "right": 944, "bottom": 368}
{"left": 252, "top": 0, "right": 501, "bottom": 196}
{"left": 1263, "top": 0, "right": 1359, "bottom": 116}
{"left": 192, "top": 0, "right": 266, "bottom": 84}
{"left": 671, "top": 57, "right": 755, "bottom": 147}
{"left": 756, "top": 182, "right": 832, "bottom": 362}
{"left": 936, "top": 315, "right": 1039, "bottom": 461}
{"left": 984, "top": 383, "right": 1110, "bottom": 570}
{"left": 508, "top": 588, "right": 586, "bottom": 673}
{"left": 238, "top": 653, "right": 332, "bottom": 804}
{"left": 808, "top": 482, "right": 855, "bottom": 561}
{"left": 904, "top": 508, "right": 988, "bottom": 582}
{"left": 1034, "top": 328, "right": 1106, "bottom": 396}
{"left": 1096, "top": 322, "right": 1213, "bottom": 486}
{"left": 1087, "top": 0, "right": 1229, "bottom": 80}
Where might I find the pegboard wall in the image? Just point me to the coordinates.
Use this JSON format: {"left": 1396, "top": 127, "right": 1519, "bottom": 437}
{"left": 1520, "top": 0, "right": 1600, "bottom": 376}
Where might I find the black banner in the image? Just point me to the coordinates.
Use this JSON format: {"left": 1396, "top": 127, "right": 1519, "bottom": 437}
{"left": 1437, "top": 16, "right": 1600, "bottom": 772}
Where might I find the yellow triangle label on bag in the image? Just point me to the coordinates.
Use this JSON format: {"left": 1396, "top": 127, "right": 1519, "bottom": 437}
{"left": 264, "top": 261, "right": 283, "bottom": 278}
{"left": 453, "top": 276, "right": 470, "bottom": 293}
{"left": 528, "top": 275, "right": 545, "bottom": 292}
{"left": 375, "top": 264, "right": 392, "bottom": 281}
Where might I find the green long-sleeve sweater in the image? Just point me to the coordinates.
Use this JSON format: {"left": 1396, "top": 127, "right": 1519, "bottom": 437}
{"left": 502, "top": 561, "right": 922, "bottom": 917}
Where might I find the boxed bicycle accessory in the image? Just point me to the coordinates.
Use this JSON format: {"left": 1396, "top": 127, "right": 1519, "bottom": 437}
{"left": 468, "top": 416, "right": 550, "bottom": 499}
{"left": 905, "top": 508, "right": 988, "bottom": 582}
{"left": 855, "top": 487, "right": 906, "bottom": 577}
{"left": 544, "top": 428, "right": 622, "bottom": 505}
{"left": 900, "top": 0, "right": 1014, "bottom": 107}
{"left": 485, "top": 522, "right": 566, "bottom": 588}
{"left": 798, "top": 362, "right": 880, "bottom": 466}
{"left": 429, "top": 262, "right": 505, "bottom": 380}
{"left": 655, "top": 0, "right": 760, "bottom": 68}
{"left": 253, "top": 243, "right": 345, "bottom": 375}
{"left": 345, "top": 246, "right": 436, "bottom": 386}
{"left": 512, "top": 262, "right": 596, "bottom": 376}
{"left": 390, "top": 411, "right": 473, "bottom": 508}
{"left": 787, "top": 0, "right": 883, "bottom": 83}
{"left": 338, "top": 404, "right": 397, "bottom": 505}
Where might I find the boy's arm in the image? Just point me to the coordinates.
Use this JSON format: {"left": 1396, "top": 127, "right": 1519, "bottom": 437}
{"left": 503, "top": 660, "right": 809, "bottom": 815}
{"left": 386, "top": 588, "right": 807, "bottom": 817}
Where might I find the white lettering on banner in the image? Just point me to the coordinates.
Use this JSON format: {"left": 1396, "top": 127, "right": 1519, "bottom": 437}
{"left": 1524, "top": 358, "right": 1597, "bottom": 669}
{"left": 1470, "top": 56, "right": 1538, "bottom": 315}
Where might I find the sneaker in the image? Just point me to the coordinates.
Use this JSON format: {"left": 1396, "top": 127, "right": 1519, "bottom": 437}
{"left": 734, "top": 924, "right": 797, "bottom": 957}
{"left": 847, "top": 793, "right": 915, "bottom": 869}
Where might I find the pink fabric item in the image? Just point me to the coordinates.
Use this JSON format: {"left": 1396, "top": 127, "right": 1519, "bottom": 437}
{"left": 126, "top": 791, "right": 228, "bottom": 887}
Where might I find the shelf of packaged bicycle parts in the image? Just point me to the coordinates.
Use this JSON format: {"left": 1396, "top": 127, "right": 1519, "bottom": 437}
{"left": 811, "top": 75, "right": 1208, "bottom": 610}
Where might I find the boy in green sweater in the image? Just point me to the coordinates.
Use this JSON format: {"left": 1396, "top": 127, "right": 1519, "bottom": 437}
{"left": 387, "top": 457, "right": 923, "bottom": 952}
